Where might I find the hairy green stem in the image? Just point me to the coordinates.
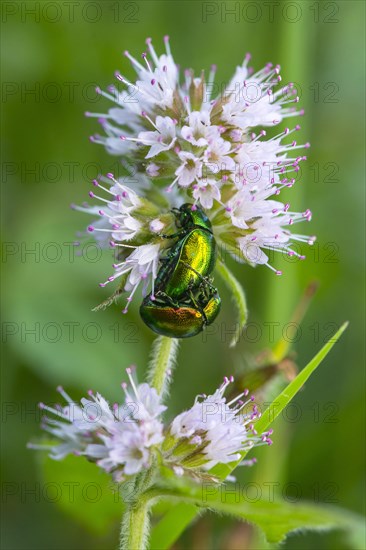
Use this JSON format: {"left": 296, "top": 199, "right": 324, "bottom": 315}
{"left": 119, "top": 497, "right": 151, "bottom": 550}
{"left": 148, "top": 335, "right": 179, "bottom": 395}
{"left": 119, "top": 337, "right": 179, "bottom": 550}
{"left": 215, "top": 259, "right": 248, "bottom": 347}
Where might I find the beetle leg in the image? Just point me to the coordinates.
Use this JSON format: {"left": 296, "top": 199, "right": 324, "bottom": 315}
{"left": 158, "top": 229, "right": 186, "bottom": 240}
{"left": 200, "top": 278, "right": 217, "bottom": 297}
{"left": 158, "top": 257, "right": 171, "bottom": 264}
{"left": 188, "top": 289, "right": 208, "bottom": 324}
{"left": 180, "top": 262, "right": 216, "bottom": 291}
{"left": 154, "top": 290, "right": 180, "bottom": 308}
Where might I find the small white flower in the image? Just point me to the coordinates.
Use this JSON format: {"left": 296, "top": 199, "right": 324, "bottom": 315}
{"left": 104, "top": 242, "right": 161, "bottom": 313}
{"left": 149, "top": 218, "right": 165, "bottom": 233}
{"left": 173, "top": 465, "right": 184, "bottom": 476}
{"left": 165, "top": 376, "right": 273, "bottom": 477}
{"left": 181, "top": 111, "right": 211, "bottom": 146}
{"left": 204, "top": 137, "right": 236, "bottom": 173}
{"left": 137, "top": 116, "right": 176, "bottom": 158}
{"left": 238, "top": 235, "right": 271, "bottom": 266}
{"left": 28, "top": 369, "right": 166, "bottom": 480}
{"left": 192, "top": 180, "right": 221, "bottom": 210}
{"left": 121, "top": 375, "right": 167, "bottom": 421}
{"left": 174, "top": 151, "right": 202, "bottom": 187}
{"left": 75, "top": 173, "right": 142, "bottom": 242}
{"left": 227, "top": 192, "right": 282, "bottom": 230}
{"left": 146, "top": 163, "right": 160, "bottom": 177}
{"left": 106, "top": 423, "right": 151, "bottom": 475}
{"left": 130, "top": 38, "right": 179, "bottom": 109}
{"left": 113, "top": 216, "right": 142, "bottom": 241}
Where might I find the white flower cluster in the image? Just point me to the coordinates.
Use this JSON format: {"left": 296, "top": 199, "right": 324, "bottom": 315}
{"left": 76, "top": 36, "right": 315, "bottom": 304}
{"left": 28, "top": 368, "right": 166, "bottom": 482}
{"left": 163, "top": 375, "right": 272, "bottom": 478}
{"left": 29, "top": 374, "right": 271, "bottom": 483}
{"left": 73, "top": 173, "right": 169, "bottom": 312}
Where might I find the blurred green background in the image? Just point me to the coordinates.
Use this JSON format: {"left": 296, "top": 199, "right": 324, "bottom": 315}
{"left": 1, "top": 1, "right": 365, "bottom": 549}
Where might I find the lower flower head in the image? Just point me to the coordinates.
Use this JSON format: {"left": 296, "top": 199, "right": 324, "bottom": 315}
{"left": 29, "top": 374, "right": 272, "bottom": 484}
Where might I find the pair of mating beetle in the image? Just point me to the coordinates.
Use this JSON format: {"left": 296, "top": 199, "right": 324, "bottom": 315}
{"left": 139, "top": 204, "right": 221, "bottom": 338}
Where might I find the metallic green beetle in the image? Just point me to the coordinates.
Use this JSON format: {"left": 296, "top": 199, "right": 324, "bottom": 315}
{"left": 140, "top": 286, "right": 221, "bottom": 338}
{"left": 154, "top": 203, "right": 217, "bottom": 300}
{"left": 139, "top": 203, "right": 221, "bottom": 338}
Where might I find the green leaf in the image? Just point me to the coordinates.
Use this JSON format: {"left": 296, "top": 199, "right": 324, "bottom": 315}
{"left": 149, "top": 502, "right": 199, "bottom": 550}
{"left": 255, "top": 321, "right": 349, "bottom": 432}
{"left": 270, "top": 281, "right": 319, "bottom": 363}
{"left": 149, "top": 323, "right": 350, "bottom": 548}
{"left": 41, "top": 454, "right": 122, "bottom": 534}
{"left": 149, "top": 486, "right": 365, "bottom": 548}
{"left": 212, "top": 321, "right": 349, "bottom": 480}
{"left": 215, "top": 259, "right": 248, "bottom": 348}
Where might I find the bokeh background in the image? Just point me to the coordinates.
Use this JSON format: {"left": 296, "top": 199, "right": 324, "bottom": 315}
{"left": 1, "top": 1, "right": 365, "bottom": 548}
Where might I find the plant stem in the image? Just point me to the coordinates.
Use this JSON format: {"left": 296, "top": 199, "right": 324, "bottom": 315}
{"left": 215, "top": 259, "right": 248, "bottom": 347}
{"left": 120, "top": 498, "right": 150, "bottom": 550}
{"left": 148, "top": 335, "right": 179, "bottom": 396}
{"left": 119, "top": 337, "right": 179, "bottom": 550}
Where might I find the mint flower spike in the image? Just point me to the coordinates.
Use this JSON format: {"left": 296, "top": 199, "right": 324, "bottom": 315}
{"left": 27, "top": 368, "right": 166, "bottom": 482}
{"left": 80, "top": 36, "right": 315, "bottom": 284}
{"left": 28, "top": 373, "right": 271, "bottom": 484}
{"left": 163, "top": 375, "right": 273, "bottom": 482}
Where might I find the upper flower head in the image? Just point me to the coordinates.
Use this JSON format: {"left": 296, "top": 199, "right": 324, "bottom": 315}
{"left": 77, "top": 37, "right": 316, "bottom": 300}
